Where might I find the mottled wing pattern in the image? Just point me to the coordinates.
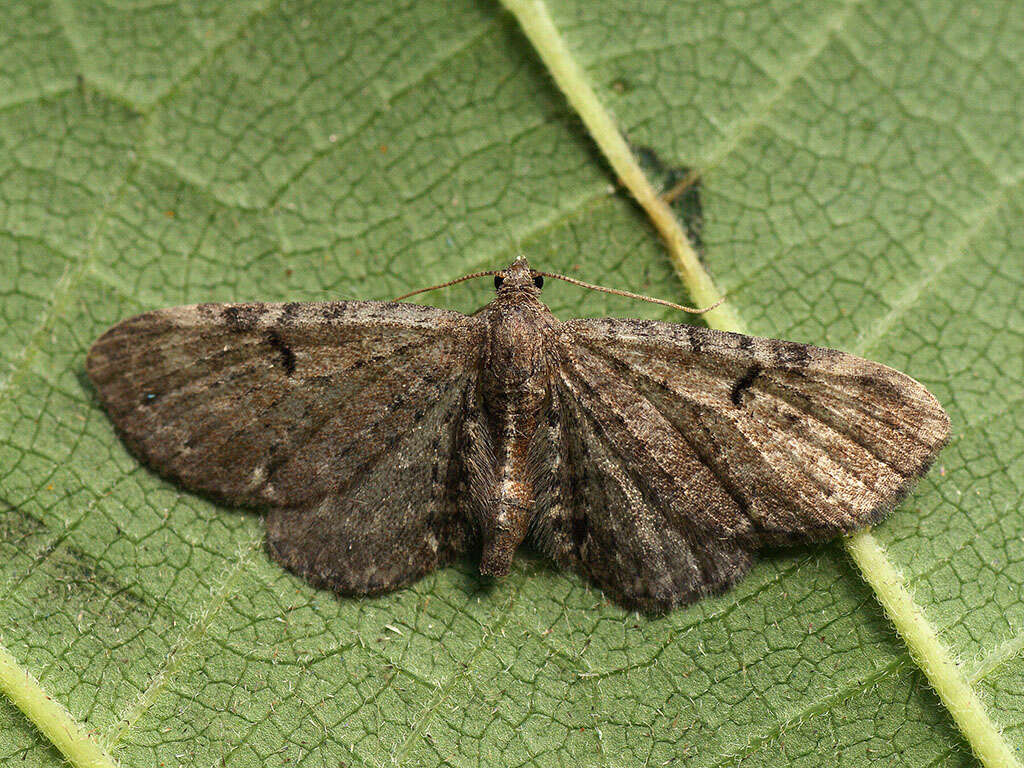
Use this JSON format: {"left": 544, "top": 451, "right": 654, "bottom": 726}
{"left": 527, "top": 380, "right": 754, "bottom": 613}
{"left": 87, "top": 300, "right": 483, "bottom": 594}
{"left": 530, "top": 318, "right": 949, "bottom": 613}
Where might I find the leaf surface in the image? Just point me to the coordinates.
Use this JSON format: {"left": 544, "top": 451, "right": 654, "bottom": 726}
{"left": 0, "top": 1, "right": 1021, "bottom": 766}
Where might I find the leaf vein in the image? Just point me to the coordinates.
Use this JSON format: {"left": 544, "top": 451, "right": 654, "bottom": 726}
{"left": 99, "top": 535, "right": 263, "bottom": 751}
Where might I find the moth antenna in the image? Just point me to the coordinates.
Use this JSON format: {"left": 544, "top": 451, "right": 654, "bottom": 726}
{"left": 392, "top": 271, "right": 498, "bottom": 302}
{"left": 535, "top": 272, "right": 726, "bottom": 314}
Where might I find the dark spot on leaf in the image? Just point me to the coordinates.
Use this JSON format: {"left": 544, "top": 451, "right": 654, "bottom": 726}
{"left": 666, "top": 171, "right": 704, "bottom": 252}
{"left": 36, "top": 544, "right": 153, "bottom": 639}
{"left": 632, "top": 144, "right": 668, "bottom": 175}
{"left": 630, "top": 143, "right": 704, "bottom": 254}
{"left": 0, "top": 499, "right": 47, "bottom": 543}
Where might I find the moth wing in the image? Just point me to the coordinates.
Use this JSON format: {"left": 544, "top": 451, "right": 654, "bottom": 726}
{"left": 264, "top": 373, "right": 480, "bottom": 595}
{"left": 87, "top": 300, "right": 483, "bottom": 593}
{"left": 529, "top": 318, "right": 948, "bottom": 612}
{"left": 527, "top": 379, "right": 754, "bottom": 613}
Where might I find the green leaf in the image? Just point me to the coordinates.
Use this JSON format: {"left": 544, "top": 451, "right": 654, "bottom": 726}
{"left": 0, "top": 1, "right": 1021, "bottom": 767}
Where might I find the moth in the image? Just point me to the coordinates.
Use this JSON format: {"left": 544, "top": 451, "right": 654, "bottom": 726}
{"left": 87, "top": 258, "right": 949, "bottom": 613}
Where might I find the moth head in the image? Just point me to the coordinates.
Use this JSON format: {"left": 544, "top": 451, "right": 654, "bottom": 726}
{"left": 495, "top": 256, "right": 544, "bottom": 294}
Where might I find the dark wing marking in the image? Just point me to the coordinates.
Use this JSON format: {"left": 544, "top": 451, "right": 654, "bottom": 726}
{"left": 528, "top": 340, "right": 754, "bottom": 613}
{"left": 529, "top": 318, "right": 948, "bottom": 613}
{"left": 87, "top": 300, "right": 482, "bottom": 593}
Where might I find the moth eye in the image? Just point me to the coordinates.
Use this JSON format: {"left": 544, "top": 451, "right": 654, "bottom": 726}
{"left": 533, "top": 274, "right": 544, "bottom": 289}
{"left": 494, "top": 274, "right": 505, "bottom": 289}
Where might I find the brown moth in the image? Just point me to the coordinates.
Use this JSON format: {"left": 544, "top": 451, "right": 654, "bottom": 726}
{"left": 86, "top": 258, "right": 949, "bottom": 613}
